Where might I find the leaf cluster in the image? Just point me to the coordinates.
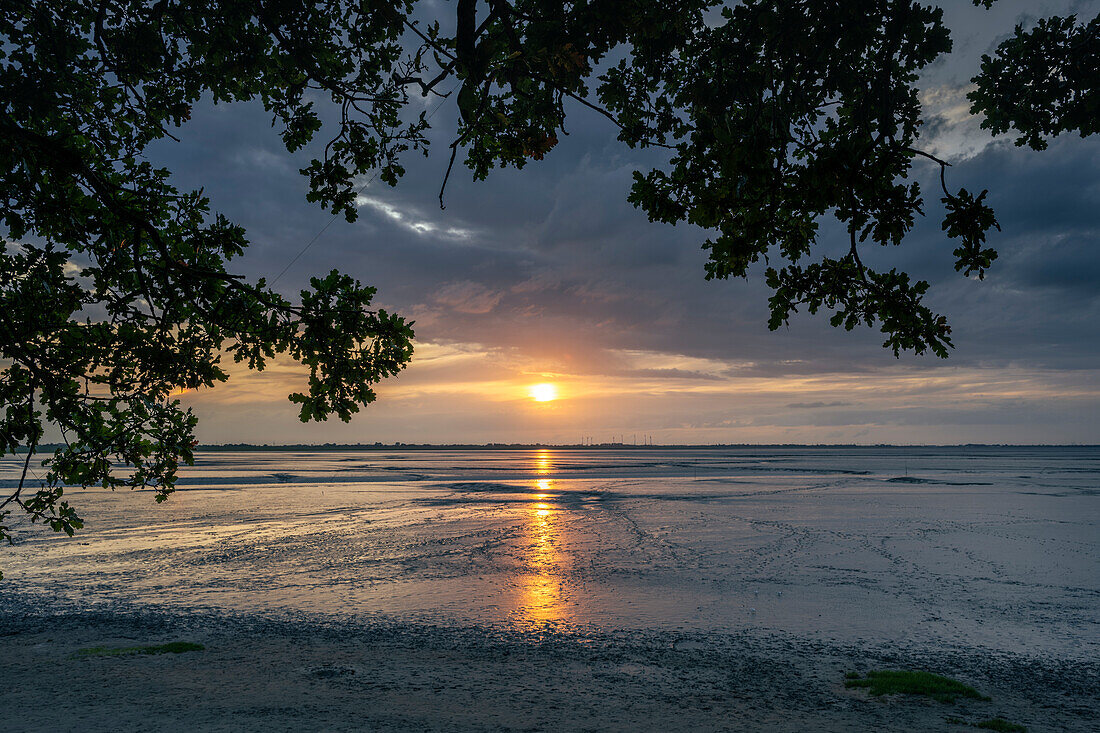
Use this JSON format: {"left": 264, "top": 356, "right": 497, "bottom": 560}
{"left": 609, "top": 0, "right": 963, "bottom": 355}
{"left": 0, "top": 1, "right": 417, "bottom": 555}
{"left": 969, "top": 13, "right": 1098, "bottom": 151}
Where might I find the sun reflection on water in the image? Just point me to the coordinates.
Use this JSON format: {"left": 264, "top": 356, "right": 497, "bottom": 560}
{"left": 535, "top": 450, "right": 552, "bottom": 476}
{"left": 518, "top": 454, "right": 571, "bottom": 624}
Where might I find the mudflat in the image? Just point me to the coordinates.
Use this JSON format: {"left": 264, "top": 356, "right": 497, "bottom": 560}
{"left": 2, "top": 608, "right": 1096, "bottom": 732}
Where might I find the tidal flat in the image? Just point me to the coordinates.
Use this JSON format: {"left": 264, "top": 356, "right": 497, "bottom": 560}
{"left": 1, "top": 447, "right": 1097, "bottom": 730}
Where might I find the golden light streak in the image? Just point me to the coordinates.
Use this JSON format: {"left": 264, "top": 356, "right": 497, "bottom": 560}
{"left": 517, "top": 458, "right": 570, "bottom": 624}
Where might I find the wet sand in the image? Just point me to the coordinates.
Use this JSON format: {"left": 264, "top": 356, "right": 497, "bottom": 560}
{"left": 2, "top": 605, "right": 1097, "bottom": 732}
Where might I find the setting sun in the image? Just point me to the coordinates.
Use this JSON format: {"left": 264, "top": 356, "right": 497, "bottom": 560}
{"left": 529, "top": 383, "right": 558, "bottom": 402}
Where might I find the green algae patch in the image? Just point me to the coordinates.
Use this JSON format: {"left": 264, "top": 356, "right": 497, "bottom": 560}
{"left": 75, "top": 642, "right": 204, "bottom": 658}
{"left": 844, "top": 670, "right": 990, "bottom": 703}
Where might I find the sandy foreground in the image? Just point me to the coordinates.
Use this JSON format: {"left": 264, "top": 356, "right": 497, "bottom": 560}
{"left": 2, "top": 606, "right": 1096, "bottom": 732}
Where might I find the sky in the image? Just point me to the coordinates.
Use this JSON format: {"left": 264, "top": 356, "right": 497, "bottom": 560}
{"left": 157, "top": 0, "right": 1099, "bottom": 445}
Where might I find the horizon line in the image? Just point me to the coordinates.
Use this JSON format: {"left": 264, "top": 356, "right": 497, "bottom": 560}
{"left": 17, "top": 442, "right": 1100, "bottom": 454}
{"left": 188, "top": 442, "right": 1098, "bottom": 449}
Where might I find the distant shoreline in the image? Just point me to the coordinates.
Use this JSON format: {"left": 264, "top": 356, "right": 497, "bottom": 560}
{"left": 163, "top": 442, "right": 1100, "bottom": 451}
{"left": 16, "top": 442, "right": 1100, "bottom": 453}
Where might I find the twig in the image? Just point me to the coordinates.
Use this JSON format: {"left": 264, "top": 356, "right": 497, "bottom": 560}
{"left": 907, "top": 147, "right": 952, "bottom": 197}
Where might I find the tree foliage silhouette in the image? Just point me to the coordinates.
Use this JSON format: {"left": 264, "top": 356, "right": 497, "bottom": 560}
{"left": 1, "top": 0, "right": 1095, "bottom": 558}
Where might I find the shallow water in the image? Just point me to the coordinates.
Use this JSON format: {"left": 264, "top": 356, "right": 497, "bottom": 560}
{"left": 1, "top": 447, "right": 1097, "bottom": 658}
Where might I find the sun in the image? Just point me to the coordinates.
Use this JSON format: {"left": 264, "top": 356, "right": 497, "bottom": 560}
{"left": 529, "top": 383, "right": 558, "bottom": 402}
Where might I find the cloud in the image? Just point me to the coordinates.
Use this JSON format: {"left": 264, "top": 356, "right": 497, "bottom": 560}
{"left": 355, "top": 194, "right": 475, "bottom": 240}
{"left": 433, "top": 280, "right": 504, "bottom": 314}
{"left": 918, "top": 83, "right": 998, "bottom": 161}
{"left": 178, "top": 344, "right": 1100, "bottom": 445}
{"left": 232, "top": 146, "right": 293, "bottom": 172}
